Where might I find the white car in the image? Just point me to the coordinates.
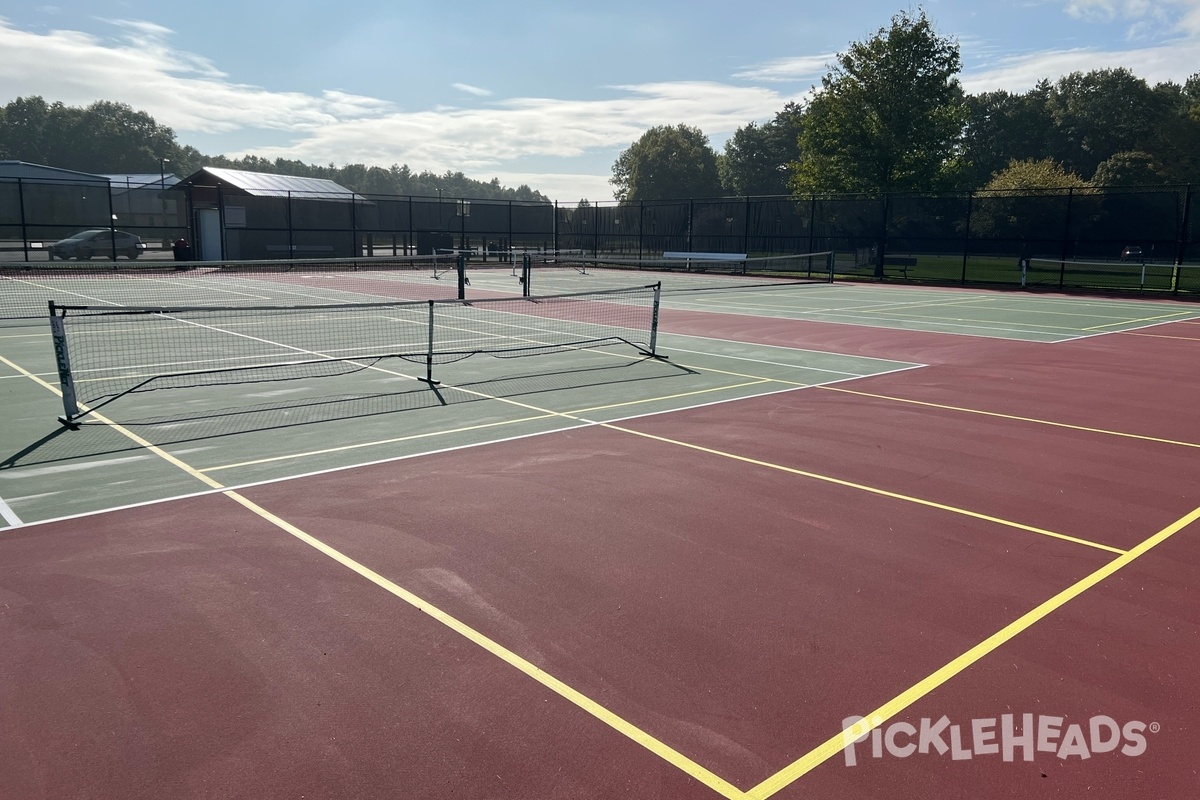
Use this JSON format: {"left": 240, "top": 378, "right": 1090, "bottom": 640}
{"left": 48, "top": 229, "right": 146, "bottom": 260}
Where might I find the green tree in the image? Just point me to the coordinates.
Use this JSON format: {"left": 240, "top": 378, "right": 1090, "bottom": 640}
{"left": 962, "top": 83, "right": 1055, "bottom": 187}
{"left": 790, "top": 9, "right": 967, "bottom": 194}
{"left": 1044, "top": 68, "right": 1166, "bottom": 179}
{"left": 1091, "top": 151, "right": 1164, "bottom": 187}
{"left": 720, "top": 103, "right": 804, "bottom": 196}
{"left": 610, "top": 124, "right": 722, "bottom": 202}
{"left": 985, "top": 158, "right": 1088, "bottom": 191}
{"left": 0, "top": 96, "right": 181, "bottom": 173}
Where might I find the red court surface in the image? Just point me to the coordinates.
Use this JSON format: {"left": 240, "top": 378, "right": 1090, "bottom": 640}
{"left": 2, "top": 297, "right": 1198, "bottom": 799}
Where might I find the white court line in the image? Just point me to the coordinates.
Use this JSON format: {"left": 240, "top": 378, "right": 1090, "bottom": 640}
{"left": 663, "top": 345, "right": 908, "bottom": 378}
{"left": 664, "top": 297, "right": 1067, "bottom": 341}
{"left": 4, "top": 360, "right": 928, "bottom": 533}
{"left": 0, "top": 495, "right": 23, "bottom": 527}
{"left": 1061, "top": 313, "right": 1200, "bottom": 342}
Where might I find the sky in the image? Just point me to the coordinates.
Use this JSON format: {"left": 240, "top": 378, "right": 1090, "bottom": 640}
{"left": 1, "top": 1, "right": 1199, "bottom": 202}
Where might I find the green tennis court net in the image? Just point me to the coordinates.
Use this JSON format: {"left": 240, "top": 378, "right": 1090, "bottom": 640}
{"left": 48, "top": 283, "right": 661, "bottom": 425}
{"left": 521, "top": 251, "right": 835, "bottom": 297}
{"left": 1, "top": 254, "right": 465, "bottom": 323}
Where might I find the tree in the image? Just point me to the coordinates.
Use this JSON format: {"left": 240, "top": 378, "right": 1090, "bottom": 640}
{"left": 790, "top": 10, "right": 967, "bottom": 194}
{"left": 720, "top": 103, "right": 804, "bottom": 196}
{"left": 0, "top": 96, "right": 550, "bottom": 201}
{"left": 610, "top": 124, "right": 722, "bottom": 202}
{"left": 984, "top": 158, "right": 1088, "bottom": 191}
{"left": 0, "top": 96, "right": 181, "bottom": 173}
{"left": 1091, "top": 151, "right": 1164, "bottom": 187}
{"left": 1044, "top": 68, "right": 1166, "bottom": 179}
{"left": 962, "top": 83, "right": 1056, "bottom": 188}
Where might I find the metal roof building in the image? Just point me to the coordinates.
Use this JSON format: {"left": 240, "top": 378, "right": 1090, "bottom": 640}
{"left": 176, "top": 167, "right": 361, "bottom": 200}
{"left": 0, "top": 160, "right": 108, "bottom": 183}
{"left": 104, "top": 173, "right": 180, "bottom": 190}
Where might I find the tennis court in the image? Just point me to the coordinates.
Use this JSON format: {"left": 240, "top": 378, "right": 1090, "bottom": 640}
{"left": 1, "top": 264, "right": 1198, "bottom": 798}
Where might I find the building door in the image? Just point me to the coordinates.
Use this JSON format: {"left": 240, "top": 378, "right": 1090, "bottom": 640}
{"left": 195, "top": 208, "right": 223, "bottom": 261}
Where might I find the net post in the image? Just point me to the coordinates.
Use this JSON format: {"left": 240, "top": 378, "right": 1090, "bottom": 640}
{"left": 423, "top": 300, "right": 437, "bottom": 384}
{"left": 827, "top": 251, "right": 836, "bottom": 282}
{"left": 649, "top": 282, "right": 661, "bottom": 356}
{"left": 48, "top": 301, "right": 82, "bottom": 428}
{"left": 456, "top": 254, "right": 466, "bottom": 300}
{"left": 522, "top": 253, "right": 532, "bottom": 297}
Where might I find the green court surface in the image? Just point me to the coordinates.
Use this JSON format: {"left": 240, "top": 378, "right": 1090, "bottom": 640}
{"left": 0, "top": 316, "right": 918, "bottom": 524}
{"left": 669, "top": 283, "right": 1200, "bottom": 341}
{"left": 1, "top": 280, "right": 1196, "bottom": 527}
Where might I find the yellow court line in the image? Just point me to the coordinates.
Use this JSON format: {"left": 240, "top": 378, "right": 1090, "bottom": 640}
{"left": 0, "top": 354, "right": 225, "bottom": 490}
{"left": 855, "top": 307, "right": 1086, "bottom": 332}
{"left": 1081, "top": 309, "right": 1197, "bottom": 331}
{"left": 223, "top": 492, "right": 746, "bottom": 799}
{"left": 1117, "top": 331, "right": 1200, "bottom": 342}
{"left": 831, "top": 296, "right": 998, "bottom": 314}
{"left": 746, "top": 503, "right": 1200, "bottom": 800}
{"left": 601, "top": 423, "right": 1125, "bottom": 555}
{"left": 0, "top": 350, "right": 746, "bottom": 800}
{"left": 201, "top": 412, "right": 559, "bottom": 472}
{"left": 853, "top": 296, "right": 1149, "bottom": 322}
{"left": 818, "top": 386, "right": 1200, "bottom": 449}
{"left": 10, "top": 340, "right": 1115, "bottom": 555}
{"left": 202, "top": 380, "right": 771, "bottom": 474}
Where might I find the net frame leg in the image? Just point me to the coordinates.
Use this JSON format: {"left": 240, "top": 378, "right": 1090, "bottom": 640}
{"left": 420, "top": 299, "right": 440, "bottom": 386}
{"left": 49, "top": 302, "right": 83, "bottom": 429}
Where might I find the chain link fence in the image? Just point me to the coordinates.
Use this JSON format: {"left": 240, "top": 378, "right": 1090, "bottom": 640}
{"left": 2, "top": 177, "right": 1195, "bottom": 297}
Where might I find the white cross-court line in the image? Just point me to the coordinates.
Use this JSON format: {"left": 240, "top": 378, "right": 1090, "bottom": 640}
{"left": 0, "top": 494, "right": 23, "bottom": 527}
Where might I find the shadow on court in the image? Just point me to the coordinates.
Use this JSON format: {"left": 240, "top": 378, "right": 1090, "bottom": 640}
{"left": 0, "top": 357, "right": 694, "bottom": 471}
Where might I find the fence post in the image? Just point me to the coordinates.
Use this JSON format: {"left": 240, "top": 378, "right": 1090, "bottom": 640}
{"left": 961, "top": 191, "right": 973, "bottom": 284}
{"left": 287, "top": 190, "right": 295, "bottom": 261}
{"left": 637, "top": 201, "right": 644, "bottom": 261}
{"left": 743, "top": 195, "right": 752, "bottom": 256}
{"left": 106, "top": 185, "right": 118, "bottom": 261}
{"left": 687, "top": 199, "right": 694, "bottom": 254}
{"left": 1058, "top": 187, "right": 1074, "bottom": 290}
{"left": 875, "top": 194, "right": 889, "bottom": 279}
{"left": 808, "top": 194, "right": 817, "bottom": 259}
{"left": 17, "top": 178, "right": 28, "bottom": 262}
{"left": 1175, "top": 184, "right": 1192, "bottom": 294}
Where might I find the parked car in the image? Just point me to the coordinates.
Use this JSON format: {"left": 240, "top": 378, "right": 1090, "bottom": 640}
{"left": 48, "top": 229, "right": 146, "bottom": 260}
{"left": 1119, "top": 245, "right": 1143, "bottom": 262}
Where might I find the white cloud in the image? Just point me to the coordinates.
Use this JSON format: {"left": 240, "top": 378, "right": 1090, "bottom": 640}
{"left": 452, "top": 83, "right": 494, "bottom": 97}
{"left": 3, "top": 9, "right": 1199, "bottom": 203}
{"left": 0, "top": 17, "right": 787, "bottom": 202}
{"left": 1063, "top": 0, "right": 1200, "bottom": 36}
{"left": 962, "top": 36, "right": 1200, "bottom": 93}
{"left": 732, "top": 54, "right": 837, "bottom": 83}
{"left": 486, "top": 172, "right": 616, "bottom": 203}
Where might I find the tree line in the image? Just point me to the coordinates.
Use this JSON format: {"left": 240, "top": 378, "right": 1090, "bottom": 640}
{"left": 611, "top": 10, "right": 1200, "bottom": 203}
{"left": 0, "top": 96, "right": 550, "bottom": 203}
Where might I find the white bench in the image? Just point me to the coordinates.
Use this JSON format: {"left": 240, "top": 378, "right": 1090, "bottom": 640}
{"left": 663, "top": 251, "right": 747, "bottom": 261}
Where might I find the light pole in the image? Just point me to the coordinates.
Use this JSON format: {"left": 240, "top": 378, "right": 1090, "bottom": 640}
{"left": 159, "top": 157, "right": 169, "bottom": 188}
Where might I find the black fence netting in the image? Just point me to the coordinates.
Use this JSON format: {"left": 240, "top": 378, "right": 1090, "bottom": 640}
{"left": 2, "top": 176, "right": 1195, "bottom": 297}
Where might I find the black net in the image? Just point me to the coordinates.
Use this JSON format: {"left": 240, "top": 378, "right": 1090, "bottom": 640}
{"left": 50, "top": 284, "right": 660, "bottom": 422}
{"left": 1, "top": 255, "right": 464, "bottom": 322}
{"left": 522, "top": 252, "right": 833, "bottom": 296}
